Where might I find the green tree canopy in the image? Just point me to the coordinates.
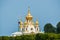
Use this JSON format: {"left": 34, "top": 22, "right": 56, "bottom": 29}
{"left": 44, "top": 23, "right": 55, "bottom": 33}
{"left": 56, "top": 22, "right": 60, "bottom": 33}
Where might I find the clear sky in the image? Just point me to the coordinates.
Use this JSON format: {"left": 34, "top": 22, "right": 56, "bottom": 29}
{"left": 0, "top": 0, "right": 60, "bottom": 36}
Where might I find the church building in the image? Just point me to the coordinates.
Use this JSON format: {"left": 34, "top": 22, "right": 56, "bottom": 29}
{"left": 11, "top": 7, "right": 41, "bottom": 36}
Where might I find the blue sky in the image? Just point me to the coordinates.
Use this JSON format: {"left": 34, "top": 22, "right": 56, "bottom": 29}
{"left": 0, "top": 0, "right": 60, "bottom": 36}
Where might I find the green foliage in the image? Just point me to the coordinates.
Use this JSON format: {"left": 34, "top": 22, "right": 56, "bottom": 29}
{"left": 0, "top": 33, "right": 60, "bottom": 40}
{"left": 56, "top": 22, "right": 60, "bottom": 33}
{"left": 9, "top": 36, "right": 15, "bottom": 40}
{"left": 20, "top": 34, "right": 35, "bottom": 40}
{"left": 44, "top": 23, "right": 56, "bottom": 33}
{"left": 0, "top": 36, "right": 2, "bottom": 40}
{"left": 2, "top": 36, "right": 10, "bottom": 40}
{"left": 35, "top": 33, "right": 48, "bottom": 40}
{"left": 15, "top": 36, "right": 21, "bottom": 40}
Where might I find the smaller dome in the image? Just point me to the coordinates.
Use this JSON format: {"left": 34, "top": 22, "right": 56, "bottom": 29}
{"left": 36, "top": 20, "right": 39, "bottom": 25}
{"left": 24, "top": 21, "right": 28, "bottom": 27}
{"left": 20, "top": 20, "right": 23, "bottom": 25}
{"left": 24, "top": 21, "right": 27, "bottom": 24}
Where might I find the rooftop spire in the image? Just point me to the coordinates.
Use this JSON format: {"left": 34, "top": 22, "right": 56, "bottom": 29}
{"left": 28, "top": 6, "right": 30, "bottom": 10}
{"left": 36, "top": 19, "right": 39, "bottom": 25}
{"left": 26, "top": 6, "right": 33, "bottom": 20}
{"left": 28, "top": 6, "right": 31, "bottom": 16}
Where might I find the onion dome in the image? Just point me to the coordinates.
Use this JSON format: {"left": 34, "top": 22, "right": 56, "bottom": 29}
{"left": 20, "top": 20, "right": 23, "bottom": 28}
{"left": 24, "top": 21, "right": 27, "bottom": 25}
{"left": 24, "top": 21, "right": 28, "bottom": 27}
{"left": 26, "top": 7, "right": 33, "bottom": 20}
{"left": 36, "top": 19, "right": 39, "bottom": 25}
{"left": 20, "top": 22, "right": 23, "bottom": 25}
{"left": 20, "top": 20, "right": 23, "bottom": 25}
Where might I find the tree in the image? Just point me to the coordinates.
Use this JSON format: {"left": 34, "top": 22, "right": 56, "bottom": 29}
{"left": 44, "top": 23, "right": 55, "bottom": 33}
{"left": 56, "top": 22, "right": 60, "bottom": 33}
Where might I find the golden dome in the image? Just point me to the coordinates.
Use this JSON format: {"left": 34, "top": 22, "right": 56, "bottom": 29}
{"left": 24, "top": 21, "right": 27, "bottom": 25}
{"left": 36, "top": 19, "right": 39, "bottom": 25}
{"left": 20, "top": 20, "right": 23, "bottom": 25}
{"left": 20, "top": 22, "right": 23, "bottom": 28}
{"left": 26, "top": 7, "right": 33, "bottom": 20}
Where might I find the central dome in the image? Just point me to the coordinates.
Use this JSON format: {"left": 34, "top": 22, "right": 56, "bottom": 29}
{"left": 26, "top": 7, "right": 33, "bottom": 20}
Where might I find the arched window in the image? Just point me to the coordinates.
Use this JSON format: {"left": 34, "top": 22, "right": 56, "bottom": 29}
{"left": 31, "top": 28, "right": 33, "bottom": 30}
{"left": 26, "top": 28, "right": 27, "bottom": 31}
{"left": 37, "top": 28, "right": 38, "bottom": 31}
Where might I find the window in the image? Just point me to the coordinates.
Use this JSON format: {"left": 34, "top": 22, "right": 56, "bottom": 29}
{"left": 26, "top": 28, "right": 27, "bottom": 30}
{"left": 37, "top": 28, "right": 38, "bottom": 31}
{"left": 31, "top": 28, "right": 33, "bottom": 30}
